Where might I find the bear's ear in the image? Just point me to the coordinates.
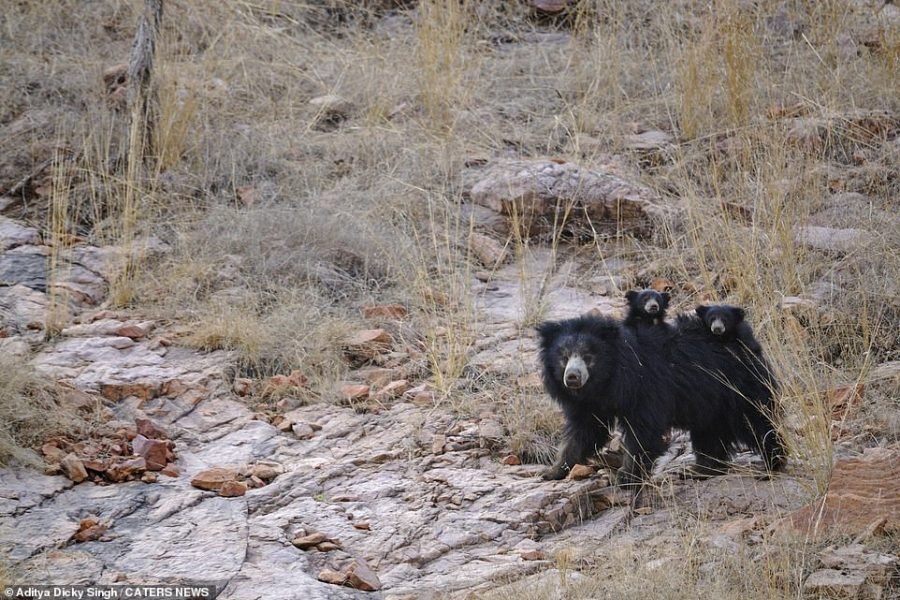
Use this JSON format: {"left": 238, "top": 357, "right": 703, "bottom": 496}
{"left": 625, "top": 290, "right": 638, "bottom": 303}
{"left": 734, "top": 307, "right": 746, "bottom": 321}
{"left": 660, "top": 292, "right": 671, "bottom": 305}
{"left": 535, "top": 321, "right": 562, "bottom": 345}
{"left": 695, "top": 305, "right": 710, "bottom": 318}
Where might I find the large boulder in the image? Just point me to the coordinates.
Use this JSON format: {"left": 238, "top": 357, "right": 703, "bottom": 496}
{"left": 469, "top": 160, "right": 672, "bottom": 238}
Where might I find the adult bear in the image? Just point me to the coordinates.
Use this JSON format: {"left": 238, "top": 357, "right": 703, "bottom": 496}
{"left": 536, "top": 314, "right": 785, "bottom": 485}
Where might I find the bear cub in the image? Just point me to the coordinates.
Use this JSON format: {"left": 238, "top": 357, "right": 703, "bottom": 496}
{"left": 624, "top": 289, "right": 670, "bottom": 328}
{"left": 695, "top": 304, "right": 762, "bottom": 354}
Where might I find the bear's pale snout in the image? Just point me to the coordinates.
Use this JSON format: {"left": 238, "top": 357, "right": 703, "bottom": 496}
{"left": 710, "top": 318, "right": 726, "bottom": 335}
{"left": 563, "top": 355, "right": 589, "bottom": 389}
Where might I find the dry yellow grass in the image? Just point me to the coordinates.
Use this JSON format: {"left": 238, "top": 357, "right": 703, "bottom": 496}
{"left": 0, "top": 357, "right": 90, "bottom": 466}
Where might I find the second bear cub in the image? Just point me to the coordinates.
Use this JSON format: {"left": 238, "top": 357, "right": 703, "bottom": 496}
{"left": 695, "top": 304, "right": 762, "bottom": 354}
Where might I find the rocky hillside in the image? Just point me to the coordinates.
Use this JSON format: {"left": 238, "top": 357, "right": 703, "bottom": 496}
{"left": 1, "top": 1, "right": 899, "bottom": 599}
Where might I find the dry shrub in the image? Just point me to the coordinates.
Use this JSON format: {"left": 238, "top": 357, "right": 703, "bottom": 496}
{"left": 0, "top": 357, "right": 88, "bottom": 466}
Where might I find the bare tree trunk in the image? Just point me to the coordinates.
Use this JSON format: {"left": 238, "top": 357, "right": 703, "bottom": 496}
{"left": 114, "top": 0, "right": 163, "bottom": 306}
{"left": 128, "top": 0, "right": 163, "bottom": 161}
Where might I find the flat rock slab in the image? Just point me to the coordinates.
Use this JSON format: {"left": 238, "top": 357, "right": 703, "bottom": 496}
{"left": 795, "top": 225, "right": 869, "bottom": 254}
{"left": 1, "top": 400, "right": 629, "bottom": 598}
{"left": 32, "top": 338, "right": 232, "bottom": 410}
{"left": 0, "top": 216, "right": 40, "bottom": 250}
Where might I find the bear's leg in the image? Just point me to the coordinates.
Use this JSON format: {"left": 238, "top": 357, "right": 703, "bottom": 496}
{"left": 616, "top": 423, "right": 668, "bottom": 488}
{"left": 687, "top": 430, "right": 731, "bottom": 478}
{"left": 542, "top": 417, "right": 612, "bottom": 480}
{"left": 741, "top": 409, "right": 787, "bottom": 473}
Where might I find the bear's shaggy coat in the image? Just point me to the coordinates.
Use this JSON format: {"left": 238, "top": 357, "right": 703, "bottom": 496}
{"left": 537, "top": 314, "right": 785, "bottom": 484}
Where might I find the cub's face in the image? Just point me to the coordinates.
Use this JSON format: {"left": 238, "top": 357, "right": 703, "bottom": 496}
{"left": 626, "top": 289, "right": 670, "bottom": 317}
{"left": 696, "top": 305, "right": 745, "bottom": 336}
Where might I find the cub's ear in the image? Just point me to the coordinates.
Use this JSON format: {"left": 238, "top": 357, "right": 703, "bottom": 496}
{"left": 625, "top": 290, "right": 638, "bottom": 303}
{"left": 695, "top": 305, "right": 710, "bottom": 318}
{"left": 660, "top": 292, "right": 671, "bottom": 305}
{"left": 535, "top": 320, "right": 563, "bottom": 345}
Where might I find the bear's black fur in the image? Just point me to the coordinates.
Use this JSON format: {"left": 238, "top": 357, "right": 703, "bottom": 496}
{"left": 695, "top": 304, "right": 762, "bottom": 355}
{"left": 671, "top": 312, "right": 785, "bottom": 475}
{"left": 624, "top": 289, "right": 670, "bottom": 329}
{"left": 537, "top": 313, "right": 785, "bottom": 486}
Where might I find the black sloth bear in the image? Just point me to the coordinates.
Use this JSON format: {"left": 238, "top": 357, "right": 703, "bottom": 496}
{"left": 695, "top": 304, "right": 762, "bottom": 355}
{"left": 537, "top": 314, "right": 785, "bottom": 485}
{"left": 624, "top": 289, "right": 671, "bottom": 329}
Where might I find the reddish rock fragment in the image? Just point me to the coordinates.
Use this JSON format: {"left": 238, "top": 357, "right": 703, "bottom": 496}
{"left": 469, "top": 232, "right": 508, "bottom": 268}
{"left": 100, "top": 383, "right": 159, "bottom": 403}
{"left": 649, "top": 277, "right": 674, "bottom": 293}
{"left": 343, "top": 329, "right": 392, "bottom": 362}
{"left": 346, "top": 559, "right": 382, "bottom": 592}
{"left": 567, "top": 464, "right": 594, "bottom": 480}
{"left": 374, "top": 380, "right": 409, "bottom": 401}
{"left": 218, "top": 480, "right": 248, "bottom": 497}
{"left": 72, "top": 516, "right": 108, "bottom": 543}
{"left": 501, "top": 454, "right": 521, "bottom": 466}
{"left": 190, "top": 467, "right": 239, "bottom": 492}
{"left": 362, "top": 304, "right": 407, "bottom": 320}
{"left": 83, "top": 459, "right": 109, "bottom": 473}
{"left": 58, "top": 389, "right": 97, "bottom": 413}
{"left": 292, "top": 532, "right": 327, "bottom": 549}
{"left": 233, "top": 377, "right": 253, "bottom": 396}
{"left": 134, "top": 418, "right": 167, "bottom": 440}
{"left": 131, "top": 435, "right": 168, "bottom": 471}
{"left": 287, "top": 370, "right": 308, "bottom": 387}
{"left": 292, "top": 422, "right": 315, "bottom": 440}
{"left": 236, "top": 186, "right": 258, "bottom": 207}
{"left": 827, "top": 384, "right": 865, "bottom": 419}
{"left": 340, "top": 384, "right": 370, "bottom": 403}
{"left": 317, "top": 569, "right": 346, "bottom": 586}
{"left": 115, "top": 324, "right": 146, "bottom": 339}
{"left": 317, "top": 541, "right": 341, "bottom": 552}
{"left": 250, "top": 463, "right": 283, "bottom": 482}
{"left": 160, "top": 463, "right": 180, "bottom": 478}
{"left": 61, "top": 453, "right": 88, "bottom": 483}
{"left": 42, "top": 442, "right": 66, "bottom": 464}
{"left": 106, "top": 457, "right": 146, "bottom": 482}
{"left": 520, "top": 549, "right": 547, "bottom": 561}
{"left": 352, "top": 522, "right": 371, "bottom": 531}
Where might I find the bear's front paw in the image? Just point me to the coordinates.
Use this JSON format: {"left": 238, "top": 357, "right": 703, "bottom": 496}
{"left": 541, "top": 464, "right": 568, "bottom": 480}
